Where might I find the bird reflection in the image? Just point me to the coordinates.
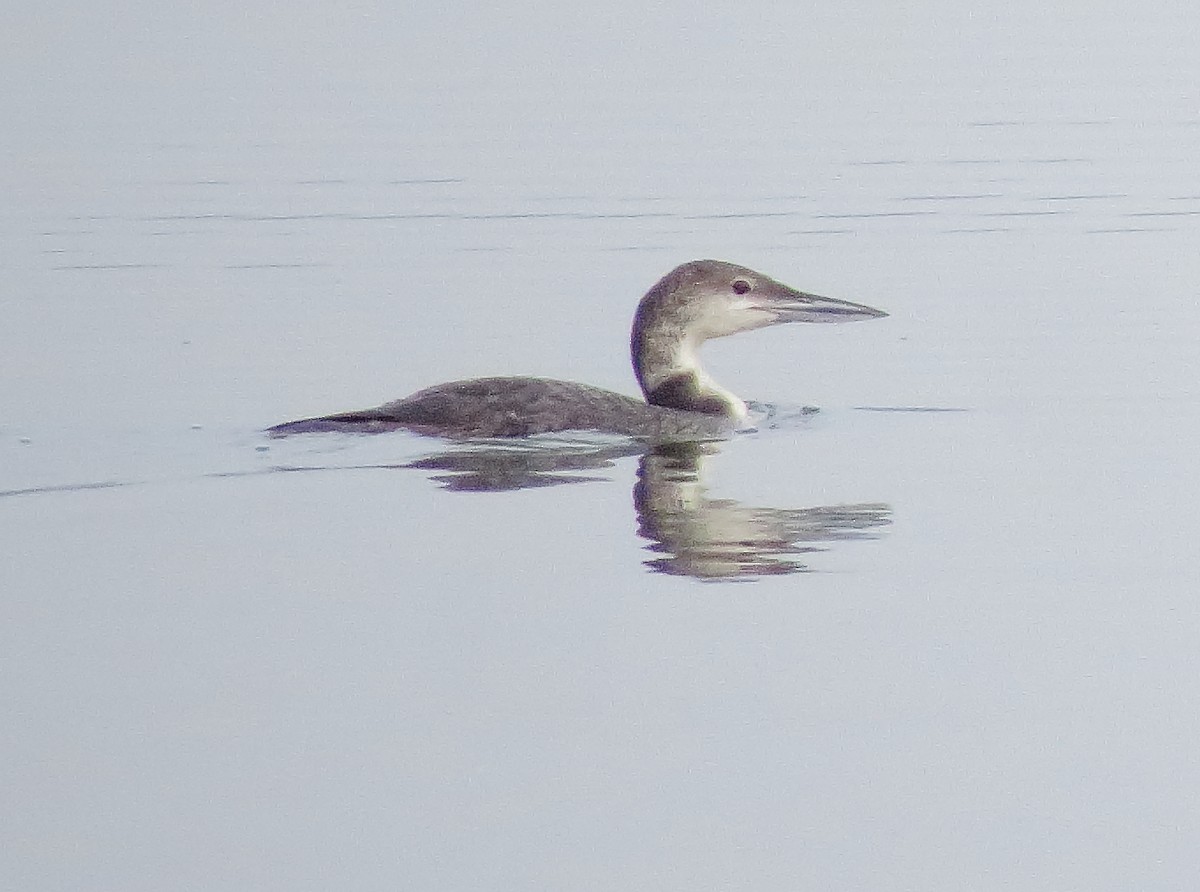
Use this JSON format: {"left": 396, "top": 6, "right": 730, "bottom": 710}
{"left": 635, "top": 442, "right": 889, "bottom": 579}
{"left": 404, "top": 439, "right": 889, "bottom": 579}
{"left": 403, "top": 441, "right": 645, "bottom": 491}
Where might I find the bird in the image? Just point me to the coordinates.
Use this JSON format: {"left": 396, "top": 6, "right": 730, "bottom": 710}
{"left": 268, "top": 259, "right": 886, "bottom": 441}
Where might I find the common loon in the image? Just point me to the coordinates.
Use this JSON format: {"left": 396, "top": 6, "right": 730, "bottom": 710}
{"left": 268, "top": 260, "right": 886, "bottom": 440}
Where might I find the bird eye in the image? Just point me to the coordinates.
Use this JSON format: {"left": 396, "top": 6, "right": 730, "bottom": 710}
{"left": 731, "top": 279, "right": 752, "bottom": 295}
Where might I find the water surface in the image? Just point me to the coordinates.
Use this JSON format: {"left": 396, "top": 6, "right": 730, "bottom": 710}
{"left": 4, "top": 3, "right": 1200, "bottom": 890}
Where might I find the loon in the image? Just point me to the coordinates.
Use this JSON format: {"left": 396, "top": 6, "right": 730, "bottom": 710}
{"left": 268, "top": 260, "right": 886, "bottom": 440}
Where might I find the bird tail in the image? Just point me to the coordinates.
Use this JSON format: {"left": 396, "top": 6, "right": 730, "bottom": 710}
{"left": 266, "top": 409, "right": 403, "bottom": 436}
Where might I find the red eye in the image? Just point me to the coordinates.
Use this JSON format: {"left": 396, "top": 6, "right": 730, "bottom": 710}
{"left": 732, "top": 279, "right": 751, "bottom": 295}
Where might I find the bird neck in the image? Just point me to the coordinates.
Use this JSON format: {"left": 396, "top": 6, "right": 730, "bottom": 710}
{"left": 632, "top": 328, "right": 747, "bottom": 420}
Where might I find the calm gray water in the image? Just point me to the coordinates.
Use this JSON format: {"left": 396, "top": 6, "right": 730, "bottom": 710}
{"left": 4, "top": 3, "right": 1200, "bottom": 889}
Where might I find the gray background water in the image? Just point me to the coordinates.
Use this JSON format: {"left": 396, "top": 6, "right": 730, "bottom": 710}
{"left": 4, "top": 2, "right": 1200, "bottom": 889}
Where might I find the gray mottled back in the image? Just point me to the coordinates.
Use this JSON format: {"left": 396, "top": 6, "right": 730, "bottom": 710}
{"left": 269, "top": 377, "right": 736, "bottom": 440}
